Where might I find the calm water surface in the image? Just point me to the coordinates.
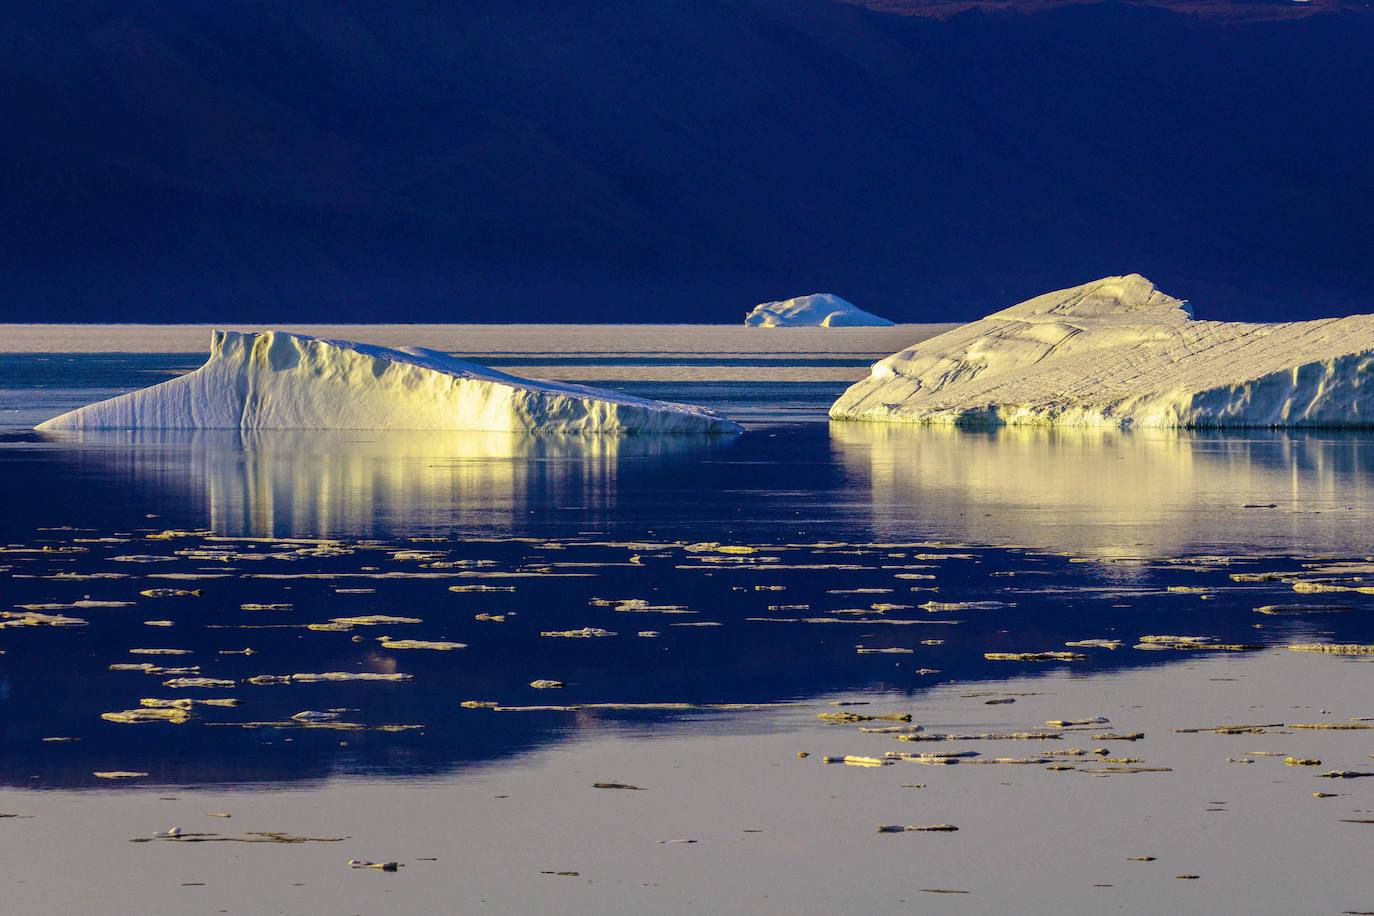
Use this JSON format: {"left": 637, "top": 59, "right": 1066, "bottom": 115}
{"left": 1, "top": 336, "right": 1372, "bottom": 914}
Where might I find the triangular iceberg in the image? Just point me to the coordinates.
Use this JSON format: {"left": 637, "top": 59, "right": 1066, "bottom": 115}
{"left": 37, "top": 330, "right": 743, "bottom": 434}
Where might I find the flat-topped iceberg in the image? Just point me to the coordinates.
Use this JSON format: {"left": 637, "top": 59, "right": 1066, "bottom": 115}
{"left": 37, "top": 330, "right": 743, "bottom": 434}
{"left": 830, "top": 274, "right": 1374, "bottom": 428}
{"left": 744, "top": 293, "right": 893, "bottom": 328}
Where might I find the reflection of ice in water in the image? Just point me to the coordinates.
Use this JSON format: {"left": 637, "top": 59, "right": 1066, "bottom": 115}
{"left": 831, "top": 423, "right": 1374, "bottom": 557}
{"left": 47, "top": 430, "right": 723, "bottom": 538}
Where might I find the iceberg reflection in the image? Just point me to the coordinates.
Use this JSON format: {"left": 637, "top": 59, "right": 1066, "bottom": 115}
{"left": 831, "top": 423, "right": 1374, "bottom": 556}
{"left": 41, "top": 429, "right": 724, "bottom": 537}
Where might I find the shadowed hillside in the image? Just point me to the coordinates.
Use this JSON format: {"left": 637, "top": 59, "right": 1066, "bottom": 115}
{"left": 2, "top": 0, "right": 1371, "bottom": 322}
{"left": 843, "top": 0, "right": 1367, "bottom": 22}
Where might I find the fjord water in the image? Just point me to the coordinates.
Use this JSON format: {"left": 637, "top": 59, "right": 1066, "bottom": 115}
{"left": 3, "top": 328, "right": 1374, "bottom": 914}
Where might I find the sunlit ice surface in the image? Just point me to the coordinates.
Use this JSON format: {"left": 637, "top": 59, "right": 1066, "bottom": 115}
{"left": 3, "top": 331, "right": 1374, "bottom": 913}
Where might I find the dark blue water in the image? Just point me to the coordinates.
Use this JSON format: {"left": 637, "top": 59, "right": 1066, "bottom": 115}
{"left": 3, "top": 354, "right": 1374, "bottom": 791}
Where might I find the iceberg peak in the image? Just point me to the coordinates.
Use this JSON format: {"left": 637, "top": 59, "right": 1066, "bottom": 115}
{"left": 990, "top": 274, "right": 1193, "bottom": 322}
{"left": 37, "top": 330, "right": 742, "bottom": 434}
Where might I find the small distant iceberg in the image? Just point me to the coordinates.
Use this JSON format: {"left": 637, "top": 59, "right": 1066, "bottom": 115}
{"left": 830, "top": 274, "right": 1374, "bottom": 428}
{"left": 37, "top": 330, "right": 743, "bottom": 434}
{"left": 744, "top": 293, "right": 893, "bottom": 327}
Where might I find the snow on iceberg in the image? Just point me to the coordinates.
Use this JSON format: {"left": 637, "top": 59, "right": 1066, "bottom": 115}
{"left": 36, "top": 330, "right": 743, "bottom": 434}
{"left": 744, "top": 293, "right": 893, "bottom": 327}
{"left": 830, "top": 274, "right": 1374, "bottom": 428}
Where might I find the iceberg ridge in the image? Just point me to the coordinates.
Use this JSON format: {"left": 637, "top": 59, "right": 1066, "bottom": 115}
{"left": 830, "top": 274, "right": 1374, "bottom": 428}
{"left": 745, "top": 293, "right": 893, "bottom": 328}
{"left": 37, "top": 330, "right": 743, "bottom": 434}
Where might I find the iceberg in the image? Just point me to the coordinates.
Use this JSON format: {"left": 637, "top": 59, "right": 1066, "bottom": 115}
{"left": 36, "top": 330, "right": 742, "bottom": 434}
{"left": 744, "top": 293, "right": 893, "bottom": 327}
{"left": 830, "top": 274, "right": 1374, "bottom": 428}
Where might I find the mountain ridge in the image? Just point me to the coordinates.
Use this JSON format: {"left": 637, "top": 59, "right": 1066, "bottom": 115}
{"left": 2, "top": 0, "right": 1371, "bottom": 323}
{"left": 842, "top": 0, "right": 1370, "bottom": 23}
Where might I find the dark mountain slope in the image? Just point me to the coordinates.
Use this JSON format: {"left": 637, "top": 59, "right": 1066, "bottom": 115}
{"left": 1, "top": 0, "right": 1371, "bottom": 322}
{"left": 845, "top": 0, "right": 1368, "bottom": 22}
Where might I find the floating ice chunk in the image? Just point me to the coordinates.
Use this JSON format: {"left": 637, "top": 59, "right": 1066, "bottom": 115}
{"left": 101, "top": 707, "right": 191, "bottom": 724}
{"left": 0, "top": 611, "right": 87, "bottom": 628}
{"left": 311, "top": 615, "right": 423, "bottom": 632}
{"left": 291, "top": 710, "right": 343, "bottom": 722}
{"left": 163, "top": 677, "right": 236, "bottom": 689}
{"left": 282, "top": 672, "right": 412, "bottom": 683}
{"left": 984, "top": 651, "right": 1087, "bottom": 662}
{"left": 1288, "top": 643, "right": 1374, "bottom": 655}
{"left": 832, "top": 274, "right": 1374, "bottom": 428}
{"left": 817, "top": 711, "right": 911, "bottom": 723}
{"left": 376, "top": 637, "right": 465, "bottom": 650}
{"left": 37, "top": 330, "right": 742, "bottom": 434}
{"left": 745, "top": 294, "right": 893, "bottom": 328}
{"left": 142, "top": 697, "right": 239, "bottom": 709}
{"left": 539, "top": 627, "right": 617, "bottom": 638}
{"left": 823, "top": 755, "right": 890, "bottom": 767}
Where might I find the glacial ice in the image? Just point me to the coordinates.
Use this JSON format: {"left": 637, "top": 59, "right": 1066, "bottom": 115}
{"left": 830, "top": 274, "right": 1374, "bottom": 428}
{"left": 744, "top": 293, "right": 893, "bottom": 327}
{"left": 36, "top": 330, "right": 742, "bottom": 434}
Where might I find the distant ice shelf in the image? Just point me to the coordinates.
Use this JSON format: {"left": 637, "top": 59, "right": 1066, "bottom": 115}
{"left": 744, "top": 293, "right": 893, "bottom": 327}
{"left": 36, "top": 330, "right": 743, "bottom": 434}
{"left": 830, "top": 274, "right": 1374, "bottom": 428}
